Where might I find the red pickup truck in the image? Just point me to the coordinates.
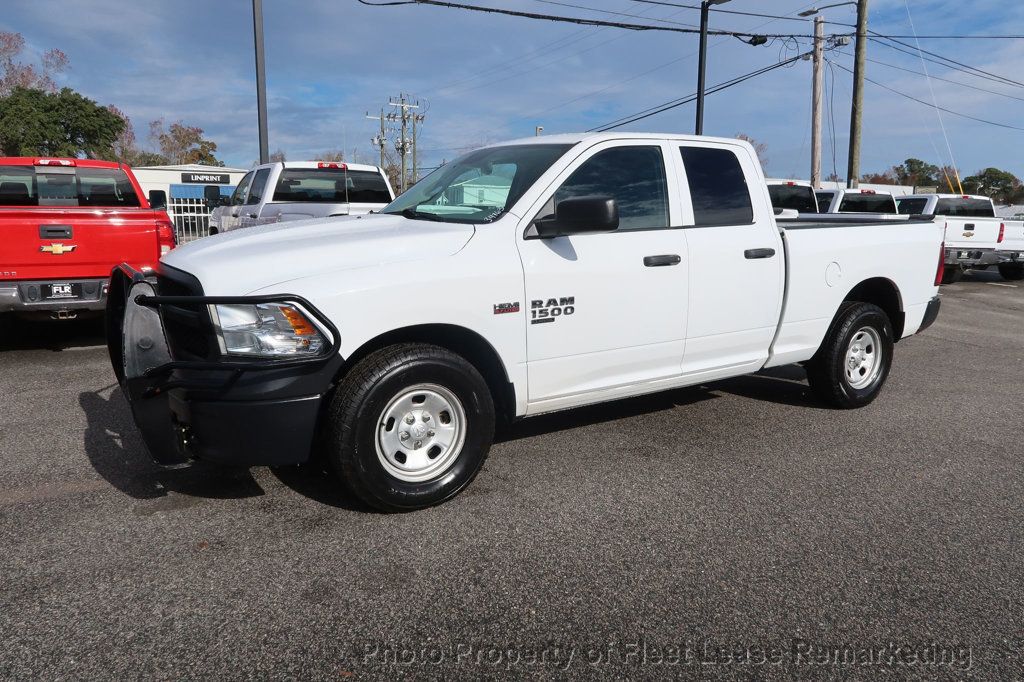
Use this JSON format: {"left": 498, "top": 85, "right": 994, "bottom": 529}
{"left": 0, "top": 158, "right": 176, "bottom": 320}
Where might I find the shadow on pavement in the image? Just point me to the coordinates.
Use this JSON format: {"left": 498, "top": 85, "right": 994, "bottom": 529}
{"left": 79, "top": 387, "right": 265, "bottom": 502}
{"left": 711, "top": 364, "right": 825, "bottom": 409}
{"left": 0, "top": 314, "right": 106, "bottom": 352}
{"left": 268, "top": 463, "right": 371, "bottom": 512}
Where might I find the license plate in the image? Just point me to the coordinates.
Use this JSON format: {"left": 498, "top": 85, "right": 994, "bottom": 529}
{"left": 42, "top": 283, "right": 81, "bottom": 300}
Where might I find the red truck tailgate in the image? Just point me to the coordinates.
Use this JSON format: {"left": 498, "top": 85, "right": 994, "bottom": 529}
{"left": 0, "top": 208, "right": 164, "bottom": 280}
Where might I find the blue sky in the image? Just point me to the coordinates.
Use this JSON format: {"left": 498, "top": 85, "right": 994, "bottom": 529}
{"left": 4, "top": 0, "right": 1022, "bottom": 180}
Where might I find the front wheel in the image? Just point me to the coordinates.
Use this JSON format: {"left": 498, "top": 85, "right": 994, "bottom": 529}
{"left": 806, "top": 302, "right": 894, "bottom": 409}
{"left": 998, "top": 263, "right": 1024, "bottom": 281}
{"left": 326, "top": 343, "right": 495, "bottom": 512}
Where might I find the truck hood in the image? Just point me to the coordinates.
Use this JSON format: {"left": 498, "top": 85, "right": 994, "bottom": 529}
{"left": 160, "top": 213, "right": 475, "bottom": 294}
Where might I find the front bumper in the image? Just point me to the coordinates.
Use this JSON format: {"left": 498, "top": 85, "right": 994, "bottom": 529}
{"left": 107, "top": 264, "right": 342, "bottom": 468}
{"left": 0, "top": 278, "right": 108, "bottom": 314}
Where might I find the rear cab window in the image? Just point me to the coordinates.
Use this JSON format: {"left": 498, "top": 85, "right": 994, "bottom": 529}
{"left": 679, "top": 146, "right": 753, "bottom": 226}
{"left": 273, "top": 167, "right": 392, "bottom": 204}
{"left": 768, "top": 184, "right": 818, "bottom": 213}
{"left": 838, "top": 193, "right": 897, "bottom": 213}
{"left": 815, "top": 191, "right": 835, "bottom": 211}
{"left": 896, "top": 197, "right": 928, "bottom": 214}
{"left": 934, "top": 198, "right": 995, "bottom": 217}
{"left": 0, "top": 165, "right": 140, "bottom": 207}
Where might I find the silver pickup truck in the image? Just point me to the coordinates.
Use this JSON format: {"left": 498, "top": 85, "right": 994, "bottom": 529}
{"left": 208, "top": 161, "right": 394, "bottom": 234}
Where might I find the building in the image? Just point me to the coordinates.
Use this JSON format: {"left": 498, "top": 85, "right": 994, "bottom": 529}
{"left": 132, "top": 164, "right": 249, "bottom": 243}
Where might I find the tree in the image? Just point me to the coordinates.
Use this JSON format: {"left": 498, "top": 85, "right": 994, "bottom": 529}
{"left": 888, "top": 158, "right": 940, "bottom": 188}
{"left": 861, "top": 171, "right": 896, "bottom": 185}
{"left": 0, "top": 31, "right": 68, "bottom": 96}
{"left": 269, "top": 149, "right": 286, "bottom": 163}
{"left": 962, "top": 167, "right": 1022, "bottom": 204}
{"left": 149, "top": 118, "right": 223, "bottom": 166}
{"left": 316, "top": 149, "right": 346, "bottom": 162}
{"left": 735, "top": 133, "right": 768, "bottom": 168}
{"left": 0, "top": 86, "right": 124, "bottom": 157}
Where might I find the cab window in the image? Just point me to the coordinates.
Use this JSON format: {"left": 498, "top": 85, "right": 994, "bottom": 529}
{"left": 546, "top": 146, "right": 669, "bottom": 231}
{"left": 680, "top": 146, "right": 753, "bottom": 226}
{"left": 231, "top": 171, "right": 254, "bottom": 206}
{"left": 896, "top": 198, "right": 928, "bottom": 214}
{"left": 246, "top": 168, "right": 271, "bottom": 205}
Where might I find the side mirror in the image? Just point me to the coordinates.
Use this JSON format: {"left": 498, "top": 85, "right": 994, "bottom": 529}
{"left": 203, "top": 185, "right": 223, "bottom": 208}
{"left": 534, "top": 196, "right": 619, "bottom": 238}
{"left": 148, "top": 189, "right": 167, "bottom": 211}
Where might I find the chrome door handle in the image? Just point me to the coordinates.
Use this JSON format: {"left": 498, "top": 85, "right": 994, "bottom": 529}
{"left": 247, "top": 212, "right": 258, "bottom": 219}
{"left": 643, "top": 254, "right": 681, "bottom": 267}
{"left": 744, "top": 248, "right": 776, "bottom": 259}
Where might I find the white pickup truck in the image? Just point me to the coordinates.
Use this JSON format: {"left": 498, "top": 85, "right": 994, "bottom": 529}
{"left": 207, "top": 161, "right": 394, "bottom": 234}
{"left": 895, "top": 193, "right": 1024, "bottom": 282}
{"left": 107, "top": 133, "right": 943, "bottom": 512}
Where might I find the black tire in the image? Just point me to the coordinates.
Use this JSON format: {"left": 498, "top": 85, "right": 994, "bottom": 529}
{"left": 998, "top": 263, "right": 1024, "bottom": 281}
{"left": 326, "top": 343, "right": 495, "bottom": 512}
{"left": 806, "top": 301, "right": 894, "bottom": 409}
{"left": 208, "top": 227, "right": 219, "bottom": 236}
{"left": 941, "top": 265, "right": 963, "bottom": 284}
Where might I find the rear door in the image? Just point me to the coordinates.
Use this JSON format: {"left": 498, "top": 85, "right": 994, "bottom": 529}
{"left": 0, "top": 163, "right": 160, "bottom": 280}
{"left": 673, "top": 143, "right": 785, "bottom": 378}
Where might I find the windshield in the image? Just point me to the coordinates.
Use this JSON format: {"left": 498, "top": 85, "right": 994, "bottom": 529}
{"left": 768, "top": 184, "right": 818, "bottom": 213}
{"left": 0, "top": 165, "right": 140, "bottom": 207}
{"left": 381, "top": 143, "right": 572, "bottom": 223}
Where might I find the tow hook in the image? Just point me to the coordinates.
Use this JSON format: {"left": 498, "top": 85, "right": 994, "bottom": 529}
{"left": 53, "top": 310, "right": 78, "bottom": 320}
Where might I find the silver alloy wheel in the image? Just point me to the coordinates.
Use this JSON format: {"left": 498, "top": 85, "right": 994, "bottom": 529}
{"left": 375, "top": 383, "right": 467, "bottom": 483}
{"left": 844, "top": 326, "right": 883, "bottom": 390}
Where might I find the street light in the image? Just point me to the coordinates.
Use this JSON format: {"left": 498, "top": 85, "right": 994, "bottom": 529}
{"left": 695, "top": 0, "right": 730, "bottom": 135}
{"left": 797, "top": 2, "right": 857, "bottom": 17}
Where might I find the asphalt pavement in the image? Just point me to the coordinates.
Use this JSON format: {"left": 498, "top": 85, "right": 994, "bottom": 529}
{"left": 1, "top": 269, "right": 1022, "bottom": 680}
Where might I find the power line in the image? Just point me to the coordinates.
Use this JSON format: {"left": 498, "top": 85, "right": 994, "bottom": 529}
{"left": 530, "top": 0, "right": 699, "bottom": 28}
{"left": 869, "top": 34, "right": 1024, "bottom": 89}
{"left": 829, "top": 60, "right": 1024, "bottom": 132}
{"left": 840, "top": 51, "right": 1024, "bottom": 103}
{"left": 356, "top": 0, "right": 823, "bottom": 38}
{"left": 628, "top": 0, "right": 855, "bottom": 26}
{"left": 590, "top": 52, "right": 810, "bottom": 131}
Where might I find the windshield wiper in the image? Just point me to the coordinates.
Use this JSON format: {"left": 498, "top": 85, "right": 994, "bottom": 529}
{"left": 400, "top": 207, "right": 448, "bottom": 222}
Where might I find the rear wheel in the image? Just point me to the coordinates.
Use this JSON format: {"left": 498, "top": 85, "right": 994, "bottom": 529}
{"left": 806, "top": 302, "right": 894, "bottom": 409}
{"left": 998, "top": 263, "right": 1024, "bottom": 281}
{"left": 326, "top": 343, "right": 495, "bottom": 512}
{"left": 941, "top": 265, "right": 964, "bottom": 284}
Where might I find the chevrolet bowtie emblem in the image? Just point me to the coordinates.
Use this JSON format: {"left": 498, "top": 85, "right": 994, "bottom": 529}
{"left": 40, "top": 243, "right": 77, "bottom": 255}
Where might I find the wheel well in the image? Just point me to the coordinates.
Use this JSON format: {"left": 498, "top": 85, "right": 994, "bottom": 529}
{"left": 338, "top": 324, "right": 517, "bottom": 424}
{"left": 843, "top": 278, "right": 904, "bottom": 339}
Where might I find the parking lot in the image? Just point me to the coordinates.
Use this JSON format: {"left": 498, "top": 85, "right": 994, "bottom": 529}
{"left": 0, "top": 270, "right": 1021, "bottom": 678}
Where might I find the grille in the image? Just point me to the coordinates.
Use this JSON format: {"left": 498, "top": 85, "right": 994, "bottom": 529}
{"left": 156, "top": 271, "right": 217, "bottom": 361}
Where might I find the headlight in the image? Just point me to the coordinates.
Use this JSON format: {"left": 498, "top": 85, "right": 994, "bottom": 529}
{"left": 211, "top": 302, "right": 326, "bottom": 357}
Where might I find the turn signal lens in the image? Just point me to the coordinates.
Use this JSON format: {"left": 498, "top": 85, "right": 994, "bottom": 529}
{"left": 280, "top": 305, "right": 318, "bottom": 336}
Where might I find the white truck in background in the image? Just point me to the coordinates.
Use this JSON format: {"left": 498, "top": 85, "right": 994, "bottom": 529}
{"left": 108, "top": 133, "right": 944, "bottom": 512}
{"left": 896, "top": 193, "right": 1024, "bottom": 283}
{"left": 766, "top": 180, "right": 819, "bottom": 214}
{"left": 207, "top": 161, "right": 394, "bottom": 234}
{"left": 816, "top": 188, "right": 898, "bottom": 214}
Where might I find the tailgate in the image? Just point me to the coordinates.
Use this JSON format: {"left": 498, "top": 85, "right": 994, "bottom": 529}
{"left": 0, "top": 208, "right": 161, "bottom": 280}
{"left": 1000, "top": 220, "right": 1024, "bottom": 253}
{"left": 943, "top": 217, "right": 1002, "bottom": 248}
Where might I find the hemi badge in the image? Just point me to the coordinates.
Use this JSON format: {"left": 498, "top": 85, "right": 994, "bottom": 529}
{"left": 40, "top": 243, "right": 77, "bottom": 255}
{"left": 493, "top": 302, "right": 520, "bottom": 315}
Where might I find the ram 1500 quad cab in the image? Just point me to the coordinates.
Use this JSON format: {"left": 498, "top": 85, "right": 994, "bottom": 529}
{"left": 108, "top": 134, "right": 944, "bottom": 511}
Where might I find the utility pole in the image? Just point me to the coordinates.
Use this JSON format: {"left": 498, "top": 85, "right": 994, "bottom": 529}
{"left": 846, "top": 0, "right": 869, "bottom": 188}
{"left": 810, "top": 16, "right": 824, "bottom": 188}
{"left": 252, "top": 0, "right": 269, "bottom": 163}
{"left": 387, "top": 94, "right": 421, "bottom": 193}
{"left": 366, "top": 109, "right": 387, "bottom": 169}
{"left": 695, "top": 0, "right": 731, "bottom": 135}
{"left": 411, "top": 112, "right": 425, "bottom": 184}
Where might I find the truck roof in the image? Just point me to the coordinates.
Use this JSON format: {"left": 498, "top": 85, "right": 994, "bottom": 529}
{"left": 900, "top": 193, "right": 990, "bottom": 201}
{"left": 0, "top": 157, "right": 131, "bottom": 169}
{"left": 256, "top": 161, "right": 385, "bottom": 173}
{"left": 488, "top": 132, "right": 752, "bottom": 148}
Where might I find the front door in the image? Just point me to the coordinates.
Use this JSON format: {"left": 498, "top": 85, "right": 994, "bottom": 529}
{"left": 220, "top": 170, "right": 253, "bottom": 231}
{"left": 517, "top": 141, "right": 689, "bottom": 411}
